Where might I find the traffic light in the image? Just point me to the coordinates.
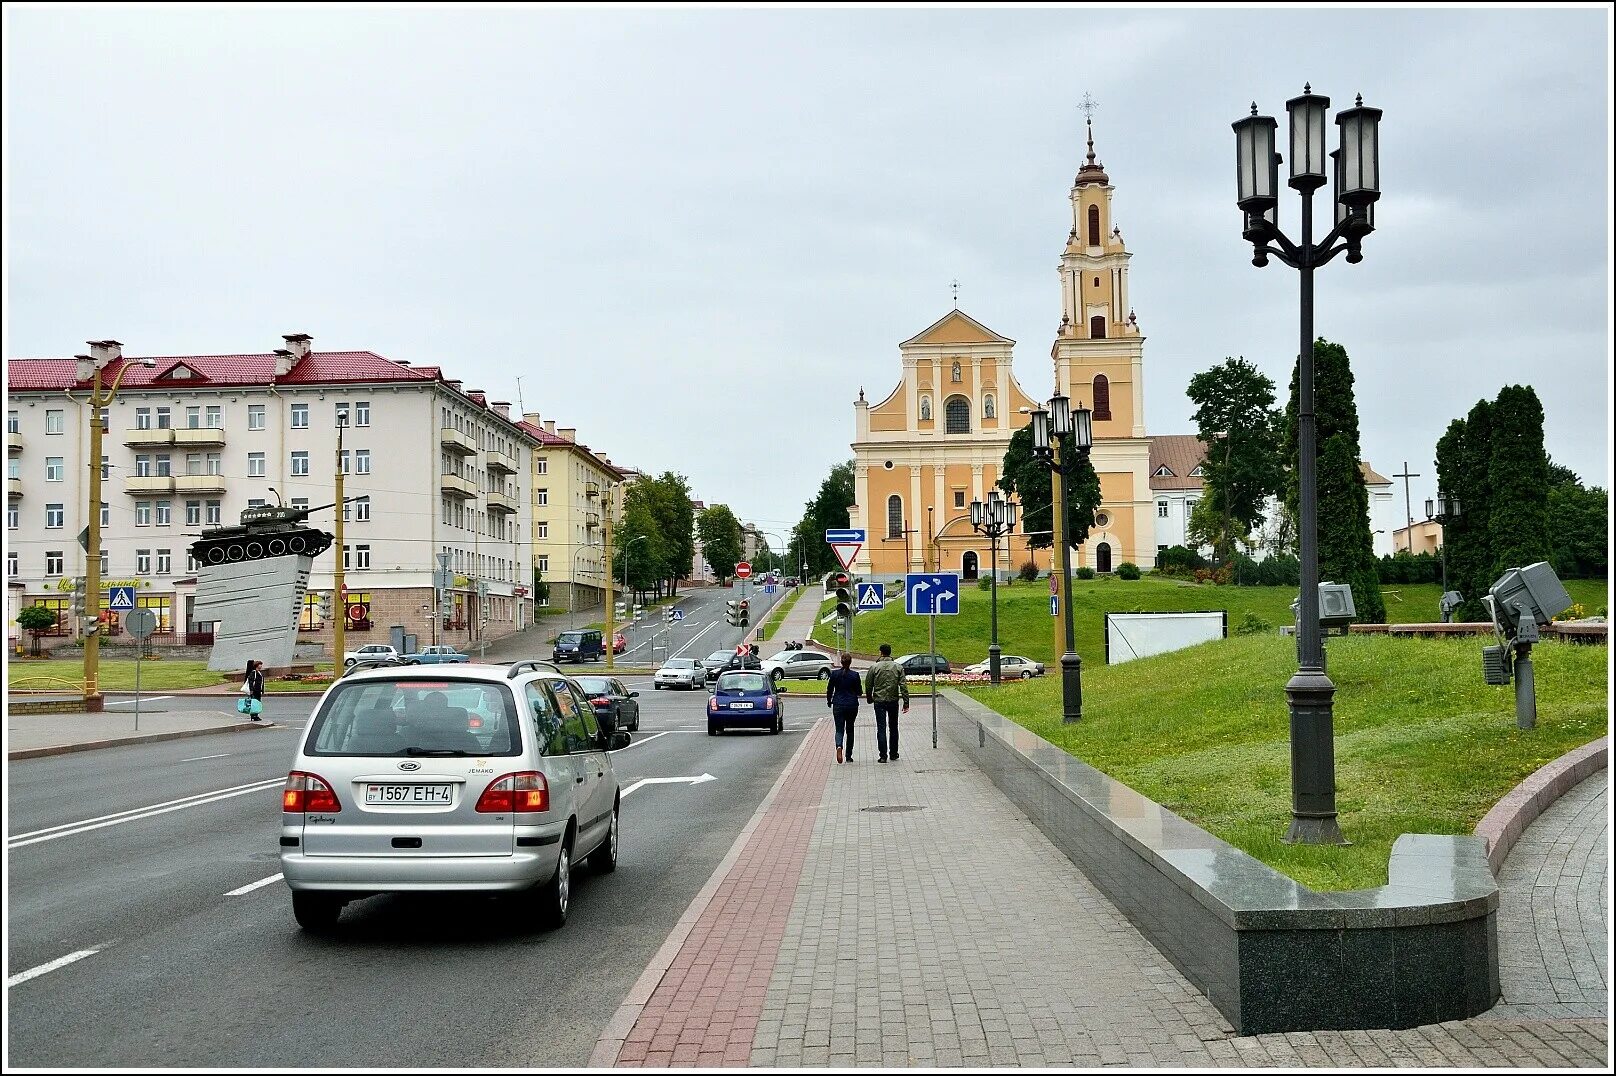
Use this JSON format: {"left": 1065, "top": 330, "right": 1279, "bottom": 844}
{"left": 665, "top": 606, "right": 677, "bottom": 625}
{"left": 738, "top": 599, "right": 750, "bottom": 627}
{"left": 725, "top": 600, "right": 740, "bottom": 626}
{"left": 68, "top": 576, "right": 86, "bottom": 618}
{"left": 316, "top": 592, "right": 334, "bottom": 621}
{"left": 833, "top": 573, "right": 853, "bottom": 619}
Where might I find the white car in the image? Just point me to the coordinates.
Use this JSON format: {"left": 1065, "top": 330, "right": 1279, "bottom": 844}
{"left": 761, "top": 650, "right": 836, "bottom": 682}
{"left": 962, "top": 654, "right": 1045, "bottom": 679}
{"left": 654, "top": 658, "right": 706, "bottom": 690}
{"left": 343, "top": 643, "right": 398, "bottom": 667}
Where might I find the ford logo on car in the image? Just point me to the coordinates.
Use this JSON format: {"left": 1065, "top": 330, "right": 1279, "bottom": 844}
{"left": 398, "top": 761, "right": 421, "bottom": 771}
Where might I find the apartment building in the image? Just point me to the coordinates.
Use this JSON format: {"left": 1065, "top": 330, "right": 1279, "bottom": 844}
{"left": 519, "top": 414, "right": 628, "bottom": 615}
{"left": 7, "top": 335, "right": 537, "bottom": 653}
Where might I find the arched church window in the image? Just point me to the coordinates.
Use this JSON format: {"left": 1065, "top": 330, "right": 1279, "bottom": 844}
{"left": 919, "top": 396, "right": 931, "bottom": 421}
{"left": 887, "top": 495, "right": 904, "bottom": 539}
{"left": 1093, "top": 374, "right": 1112, "bottom": 421}
{"left": 1087, "top": 204, "right": 1101, "bottom": 246}
{"left": 983, "top": 394, "right": 996, "bottom": 419}
{"left": 951, "top": 362, "right": 962, "bottom": 383}
{"left": 1090, "top": 315, "right": 1106, "bottom": 339}
{"left": 945, "top": 396, "right": 971, "bottom": 434}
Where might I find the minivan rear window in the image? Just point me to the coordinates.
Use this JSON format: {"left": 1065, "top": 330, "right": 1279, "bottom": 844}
{"left": 305, "top": 680, "right": 522, "bottom": 757}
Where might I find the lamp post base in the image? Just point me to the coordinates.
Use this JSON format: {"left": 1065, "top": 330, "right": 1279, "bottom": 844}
{"left": 1284, "top": 814, "right": 1348, "bottom": 845}
{"left": 988, "top": 643, "right": 1001, "bottom": 686}
{"left": 1059, "top": 651, "right": 1083, "bottom": 724}
{"left": 1284, "top": 667, "right": 1346, "bottom": 845}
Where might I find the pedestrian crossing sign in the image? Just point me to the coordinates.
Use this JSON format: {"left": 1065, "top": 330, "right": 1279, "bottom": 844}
{"left": 108, "top": 586, "right": 137, "bottom": 611}
{"left": 856, "top": 582, "right": 885, "bottom": 610}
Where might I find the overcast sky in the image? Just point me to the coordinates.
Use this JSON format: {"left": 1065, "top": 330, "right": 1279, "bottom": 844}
{"left": 5, "top": 5, "right": 1610, "bottom": 543}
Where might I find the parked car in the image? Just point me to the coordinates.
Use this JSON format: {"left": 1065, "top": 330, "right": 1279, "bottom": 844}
{"left": 553, "top": 629, "right": 604, "bottom": 663}
{"left": 761, "top": 649, "right": 835, "bottom": 682}
{"left": 340, "top": 655, "right": 409, "bottom": 678}
{"left": 961, "top": 655, "right": 1045, "bottom": 679}
{"left": 784, "top": 577, "right": 799, "bottom": 588}
{"left": 402, "top": 645, "right": 469, "bottom": 665}
{"left": 707, "top": 670, "right": 783, "bottom": 736}
{"left": 280, "top": 660, "right": 629, "bottom": 932}
{"left": 701, "top": 651, "right": 734, "bottom": 682}
{"left": 896, "top": 653, "right": 951, "bottom": 676}
{"left": 613, "top": 632, "right": 627, "bottom": 654}
{"left": 576, "top": 675, "right": 641, "bottom": 732}
{"left": 343, "top": 643, "right": 399, "bottom": 668}
{"left": 655, "top": 658, "right": 706, "bottom": 691}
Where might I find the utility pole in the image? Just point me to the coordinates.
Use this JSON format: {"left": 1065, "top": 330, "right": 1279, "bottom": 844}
{"left": 603, "top": 487, "right": 615, "bottom": 671}
{"left": 333, "top": 409, "right": 347, "bottom": 665}
{"left": 1393, "top": 461, "right": 1420, "bottom": 553}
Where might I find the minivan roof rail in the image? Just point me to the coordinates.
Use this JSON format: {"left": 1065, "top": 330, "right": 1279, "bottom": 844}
{"left": 505, "top": 659, "right": 565, "bottom": 679}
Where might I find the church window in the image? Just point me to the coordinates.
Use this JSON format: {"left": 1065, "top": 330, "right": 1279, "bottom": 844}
{"left": 919, "top": 396, "right": 931, "bottom": 421}
{"left": 887, "top": 495, "right": 904, "bottom": 539}
{"left": 983, "top": 394, "right": 996, "bottom": 419}
{"left": 1090, "top": 315, "right": 1106, "bottom": 339}
{"left": 1092, "top": 374, "right": 1111, "bottom": 420}
{"left": 1088, "top": 204, "right": 1101, "bottom": 246}
{"left": 944, "top": 396, "right": 971, "bottom": 434}
{"left": 951, "top": 362, "right": 962, "bottom": 383}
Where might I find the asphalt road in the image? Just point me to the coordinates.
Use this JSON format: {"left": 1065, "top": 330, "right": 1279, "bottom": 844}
{"left": 615, "top": 578, "right": 792, "bottom": 665}
{"left": 6, "top": 674, "right": 818, "bottom": 1067}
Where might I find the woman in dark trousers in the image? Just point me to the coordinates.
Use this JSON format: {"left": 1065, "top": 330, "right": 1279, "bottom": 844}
{"left": 825, "top": 654, "right": 862, "bottom": 764}
{"left": 243, "top": 659, "right": 265, "bottom": 721}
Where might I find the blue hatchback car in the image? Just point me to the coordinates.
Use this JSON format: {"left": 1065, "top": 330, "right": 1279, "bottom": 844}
{"left": 707, "top": 671, "right": 783, "bottom": 736}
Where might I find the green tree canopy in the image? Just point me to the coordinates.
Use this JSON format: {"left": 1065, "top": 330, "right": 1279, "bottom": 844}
{"left": 697, "top": 504, "right": 744, "bottom": 583}
{"left": 790, "top": 461, "right": 855, "bottom": 578}
{"left": 1487, "top": 384, "right": 1553, "bottom": 580}
{"left": 1186, "top": 356, "right": 1285, "bottom": 551}
{"left": 996, "top": 425, "right": 1101, "bottom": 555}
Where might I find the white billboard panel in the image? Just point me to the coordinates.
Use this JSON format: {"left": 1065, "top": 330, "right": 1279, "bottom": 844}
{"left": 1104, "top": 610, "right": 1228, "bottom": 665}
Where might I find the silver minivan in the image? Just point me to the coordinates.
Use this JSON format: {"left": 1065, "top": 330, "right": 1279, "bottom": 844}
{"left": 280, "top": 660, "right": 628, "bottom": 932}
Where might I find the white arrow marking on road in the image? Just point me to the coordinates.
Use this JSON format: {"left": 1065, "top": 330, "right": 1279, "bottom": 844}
{"left": 7, "top": 948, "right": 103, "bottom": 988}
{"left": 621, "top": 773, "right": 717, "bottom": 798}
{"left": 7, "top": 778, "right": 285, "bottom": 849}
{"left": 226, "top": 873, "right": 285, "bottom": 897}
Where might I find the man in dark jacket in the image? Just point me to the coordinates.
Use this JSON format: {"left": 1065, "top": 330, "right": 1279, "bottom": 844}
{"left": 825, "top": 654, "right": 863, "bottom": 764}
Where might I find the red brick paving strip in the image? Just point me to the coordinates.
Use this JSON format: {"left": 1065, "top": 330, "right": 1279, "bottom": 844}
{"left": 597, "top": 717, "right": 832, "bottom": 1067}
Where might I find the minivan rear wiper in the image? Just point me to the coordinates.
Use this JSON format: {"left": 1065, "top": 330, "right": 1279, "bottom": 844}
{"left": 405, "top": 748, "right": 472, "bottom": 757}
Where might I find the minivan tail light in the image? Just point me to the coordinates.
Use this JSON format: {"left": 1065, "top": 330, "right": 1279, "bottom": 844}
{"left": 283, "top": 771, "right": 341, "bottom": 813}
{"left": 477, "top": 772, "right": 548, "bottom": 813}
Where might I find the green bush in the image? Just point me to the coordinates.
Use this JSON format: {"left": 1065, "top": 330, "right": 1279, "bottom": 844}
{"left": 1232, "top": 552, "right": 1300, "bottom": 587}
{"left": 1018, "top": 560, "right": 1041, "bottom": 582}
{"left": 1155, "top": 545, "right": 1206, "bottom": 577}
{"left": 977, "top": 576, "right": 994, "bottom": 591}
{"left": 1116, "top": 562, "right": 1141, "bottom": 579}
{"left": 1075, "top": 566, "right": 1096, "bottom": 580}
{"left": 1234, "top": 611, "right": 1273, "bottom": 635}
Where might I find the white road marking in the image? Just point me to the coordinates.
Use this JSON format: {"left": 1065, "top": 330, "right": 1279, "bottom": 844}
{"left": 610, "top": 730, "right": 675, "bottom": 752}
{"left": 7, "top": 948, "right": 102, "bottom": 988}
{"left": 105, "top": 695, "right": 175, "bottom": 706}
{"left": 622, "top": 773, "right": 717, "bottom": 797}
{"left": 8, "top": 778, "right": 285, "bottom": 849}
{"left": 671, "top": 622, "right": 718, "bottom": 659}
{"left": 225, "top": 873, "right": 285, "bottom": 897}
{"left": 179, "top": 753, "right": 232, "bottom": 762}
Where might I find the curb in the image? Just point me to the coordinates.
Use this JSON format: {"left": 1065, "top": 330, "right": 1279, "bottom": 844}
{"left": 1474, "top": 736, "right": 1608, "bottom": 875}
{"left": 8, "top": 720, "right": 280, "bottom": 761}
{"left": 588, "top": 712, "right": 827, "bottom": 1068}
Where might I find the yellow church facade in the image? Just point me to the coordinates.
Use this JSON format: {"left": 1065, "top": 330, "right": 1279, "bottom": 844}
{"left": 849, "top": 123, "right": 1156, "bottom": 580}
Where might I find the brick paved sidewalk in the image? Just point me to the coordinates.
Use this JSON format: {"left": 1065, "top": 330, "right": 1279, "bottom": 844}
{"left": 599, "top": 698, "right": 1609, "bottom": 1068}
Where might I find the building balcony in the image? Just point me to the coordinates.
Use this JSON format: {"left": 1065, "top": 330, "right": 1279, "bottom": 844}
{"left": 440, "top": 427, "right": 477, "bottom": 456}
{"left": 124, "top": 476, "right": 177, "bottom": 495}
{"left": 172, "top": 427, "right": 227, "bottom": 448}
{"left": 123, "top": 428, "right": 176, "bottom": 448}
{"left": 486, "top": 490, "right": 518, "bottom": 514}
{"left": 7, "top": 477, "right": 21, "bottom": 499}
{"left": 585, "top": 510, "right": 601, "bottom": 529}
{"left": 441, "top": 472, "right": 477, "bottom": 499}
{"left": 7, "top": 431, "right": 22, "bottom": 455}
{"left": 173, "top": 474, "right": 228, "bottom": 495}
{"left": 585, "top": 481, "right": 601, "bottom": 499}
{"left": 486, "top": 449, "right": 518, "bottom": 476}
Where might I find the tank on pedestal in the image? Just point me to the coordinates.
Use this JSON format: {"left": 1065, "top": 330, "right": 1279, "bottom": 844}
{"left": 189, "top": 503, "right": 335, "bottom": 567}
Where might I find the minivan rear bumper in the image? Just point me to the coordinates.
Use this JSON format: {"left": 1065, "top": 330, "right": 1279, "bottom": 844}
{"left": 280, "top": 822, "right": 566, "bottom": 892}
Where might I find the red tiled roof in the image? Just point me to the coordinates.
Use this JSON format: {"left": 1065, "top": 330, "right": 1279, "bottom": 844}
{"left": 6, "top": 351, "right": 434, "bottom": 391}
{"left": 1149, "top": 435, "right": 1208, "bottom": 491}
{"left": 518, "top": 420, "right": 574, "bottom": 446}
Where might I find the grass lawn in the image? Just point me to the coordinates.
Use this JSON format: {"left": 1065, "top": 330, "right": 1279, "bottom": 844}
{"left": 813, "top": 575, "right": 1611, "bottom": 666}
{"left": 758, "top": 586, "right": 808, "bottom": 642}
{"left": 8, "top": 659, "right": 338, "bottom": 693}
{"left": 961, "top": 633, "right": 1608, "bottom": 891}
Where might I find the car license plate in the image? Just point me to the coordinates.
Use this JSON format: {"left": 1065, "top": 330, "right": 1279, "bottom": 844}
{"left": 730, "top": 702, "right": 754, "bottom": 709}
{"left": 365, "top": 784, "right": 453, "bottom": 804}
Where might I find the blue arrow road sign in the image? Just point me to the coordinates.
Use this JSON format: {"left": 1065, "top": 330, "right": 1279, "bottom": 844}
{"left": 108, "top": 585, "right": 137, "bottom": 611}
{"left": 856, "top": 582, "right": 885, "bottom": 610}
{"left": 1050, "top": 594, "right": 1060, "bottom": 616}
{"left": 824, "top": 529, "right": 866, "bottom": 544}
{"left": 904, "top": 574, "right": 960, "bottom": 616}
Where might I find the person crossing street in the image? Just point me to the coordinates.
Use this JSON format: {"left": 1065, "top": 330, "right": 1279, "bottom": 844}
{"left": 865, "top": 642, "right": 909, "bottom": 763}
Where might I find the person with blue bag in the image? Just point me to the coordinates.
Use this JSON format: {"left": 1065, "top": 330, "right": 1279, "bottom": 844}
{"left": 238, "top": 659, "right": 265, "bottom": 721}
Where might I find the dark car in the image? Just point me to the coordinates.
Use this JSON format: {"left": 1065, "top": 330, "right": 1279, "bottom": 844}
{"left": 706, "top": 670, "right": 783, "bottom": 736}
{"left": 896, "top": 653, "right": 951, "bottom": 676}
{"left": 719, "top": 651, "right": 762, "bottom": 676}
{"left": 576, "top": 675, "right": 641, "bottom": 733}
{"left": 553, "top": 629, "right": 604, "bottom": 664}
{"left": 700, "top": 650, "right": 734, "bottom": 682}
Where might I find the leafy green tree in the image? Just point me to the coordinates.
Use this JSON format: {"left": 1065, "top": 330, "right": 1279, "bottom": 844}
{"left": 996, "top": 425, "right": 1101, "bottom": 554}
{"left": 1186, "top": 492, "right": 1248, "bottom": 565}
{"left": 1487, "top": 384, "right": 1554, "bottom": 581}
{"left": 1284, "top": 338, "right": 1385, "bottom": 622}
{"left": 1547, "top": 465, "right": 1608, "bottom": 580}
{"left": 613, "top": 478, "right": 668, "bottom": 602}
{"left": 1186, "top": 357, "right": 1285, "bottom": 558}
{"left": 17, "top": 604, "right": 58, "bottom": 656}
{"left": 647, "top": 472, "right": 696, "bottom": 593}
{"left": 791, "top": 461, "right": 855, "bottom": 578}
{"left": 697, "top": 504, "right": 744, "bottom": 583}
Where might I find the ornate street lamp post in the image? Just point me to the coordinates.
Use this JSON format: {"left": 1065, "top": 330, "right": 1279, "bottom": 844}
{"left": 1428, "top": 492, "right": 1461, "bottom": 619}
{"left": 969, "top": 489, "right": 1018, "bottom": 685}
{"left": 1029, "top": 392, "right": 1093, "bottom": 723}
{"left": 1234, "top": 86, "right": 1382, "bottom": 845}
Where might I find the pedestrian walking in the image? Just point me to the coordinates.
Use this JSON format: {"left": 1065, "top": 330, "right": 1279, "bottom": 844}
{"left": 865, "top": 643, "right": 909, "bottom": 763}
{"left": 825, "top": 653, "right": 862, "bottom": 764}
{"left": 238, "top": 659, "right": 265, "bottom": 721}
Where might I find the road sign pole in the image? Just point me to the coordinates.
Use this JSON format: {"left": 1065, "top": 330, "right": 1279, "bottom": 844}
{"left": 930, "top": 612, "right": 938, "bottom": 749}
{"left": 134, "top": 631, "right": 141, "bottom": 732}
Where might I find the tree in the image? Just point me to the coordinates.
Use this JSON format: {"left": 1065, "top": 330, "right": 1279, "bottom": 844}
{"left": 1186, "top": 495, "right": 1247, "bottom": 564}
{"left": 613, "top": 478, "right": 668, "bottom": 602}
{"left": 1284, "top": 338, "right": 1385, "bottom": 622}
{"left": 1548, "top": 481, "right": 1609, "bottom": 579}
{"left": 697, "top": 504, "right": 744, "bottom": 583}
{"left": 1438, "top": 399, "right": 1497, "bottom": 622}
{"left": 1486, "top": 384, "right": 1553, "bottom": 581}
{"left": 791, "top": 461, "right": 855, "bottom": 578}
{"left": 17, "top": 604, "right": 58, "bottom": 656}
{"left": 996, "top": 425, "right": 1102, "bottom": 554}
{"left": 646, "top": 472, "right": 696, "bottom": 593}
{"left": 1186, "top": 356, "right": 1285, "bottom": 558}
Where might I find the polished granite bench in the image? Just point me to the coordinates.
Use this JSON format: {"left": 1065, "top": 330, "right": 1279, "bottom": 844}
{"left": 942, "top": 690, "right": 1499, "bottom": 1035}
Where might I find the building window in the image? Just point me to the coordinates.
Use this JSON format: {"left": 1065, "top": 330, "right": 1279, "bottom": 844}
{"left": 156, "top": 407, "right": 171, "bottom": 429}
{"left": 6, "top": 551, "right": 16, "bottom": 576}
{"left": 136, "top": 407, "right": 153, "bottom": 430}
{"left": 354, "top": 401, "right": 370, "bottom": 426}
{"left": 206, "top": 405, "right": 222, "bottom": 428}
{"left": 1186, "top": 499, "right": 1199, "bottom": 517}
{"left": 983, "top": 394, "right": 995, "bottom": 419}
{"left": 101, "top": 502, "right": 110, "bottom": 527}
{"left": 187, "top": 553, "right": 198, "bottom": 573}
{"left": 101, "top": 456, "right": 110, "bottom": 480}
{"left": 887, "top": 494, "right": 904, "bottom": 539}
{"left": 248, "top": 404, "right": 266, "bottom": 431}
{"left": 1088, "top": 204, "right": 1101, "bottom": 246}
{"left": 136, "top": 595, "right": 172, "bottom": 634}
{"left": 536, "top": 554, "right": 549, "bottom": 573}
{"left": 1189, "top": 464, "right": 1205, "bottom": 478}
{"left": 45, "top": 503, "right": 64, "bottom": 528}
{"left": 249, "top": 499, "right": 266, "bottom": 510}
{"left": 355, "top": 449, "right": 371, "bottom": 475}
{"left": 205, "top": 500, "right": 222, "bottom": 526}
{"left": 944, "top": 396, "right": 971, "bottom": 434}
{"left": 186, "top": 406, "right": 201, "bottom": 428}
{"left": 6, "top": 411, "right": 18, "bottom": 433}
{"left": 1157, "top": 500, "right": 1169, "bottom": 518}
{"left": 1092, "top": 374, "right": 1111, "bottom": 420}
{"left": 155, "top": 500, "right": 171, "bottom": 525}
{"left": 954, "top": 490, "right": 965, "bottom": 509}
{"left": 291, "top": 403, "right": 309, "bottom": 429}
{"left": 354, "top": 496, "right": 370, "bottom": 522}
{"left": 6, "top": 459, "right": 17, "bottom": 480}
{"left": 1090, "top": 315, "right": 1106, "bottom": 340}
{"left": 355, "top": 544, "right": 370, "bottom": 570}
{"left": 7, "top": 504, "right": 17, "bottom": 529}
{"left": 535, "top": 457, "right": 547, "bottom": 475}
{"left": 46, "top": 409, "right": 64, "bottom": 434}
{"left": 46, "top": 456, "right": 64, "bottom": 481}
{"left": 46, "top": 550, "right": 64, "bottom": 576}
{"left": 156, "top": 549, "right": 171, "bottom": 575}
{"left": 135, "top": 501, "right": 152, "bottom": 526}
{"left": 345, "top": 590, "right": 373, "bottom": 630}
{"left": 919, "top": 396, "right": 931, "bottom": 422}
{"left": 248, "top": 452, "right": 266, "bottom": 477}
{"left": 536, "top": 521, "right": 548, "bottom": 539}
{"left": 536, "top": 489, "right": 548, "bottom": 506}
{"left": 136, "top": 549, "right": 152, "bottom": 575}
{"left": 951, "top": 361, "right": 962, "bottom": 383}
{"left": 206, "top": 452, "right": 222, "bottom": 475}
{"left": 186, "top": 501, "right": 201, "bottom": 526}
{"left": 339, "top": 449, "right": 350, "bottom": 475}
{"left": 291, "top": 451, "right": 309, "bottom": 476}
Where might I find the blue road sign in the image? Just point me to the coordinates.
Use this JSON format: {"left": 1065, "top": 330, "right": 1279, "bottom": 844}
{"left": 764, "top": 584, "right": 776, "bottom": 595}
{"left": 1050, "top": 594, "right": 1060, "bottom": 616}
{"left": 108, "top": 585, "right": 137, "bottom": 612}
{"left": 904, "top": 574, "right": 960, "bottom": 616}
{"left": 671, "top": 608, "right": 685, "bottom": 622}
{"left": 824, "top": 529, "right": 866, "bottom": 544}
{"left": 856, "top": 582, "right": 885, "bottom": 610}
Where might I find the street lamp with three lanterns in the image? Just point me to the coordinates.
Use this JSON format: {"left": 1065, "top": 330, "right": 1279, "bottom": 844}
{"left": 1028, "top": 391, "right": 1093, "bottom": 723}
{"left": 969, "top": 489, "right": 1018, "bottom": 685}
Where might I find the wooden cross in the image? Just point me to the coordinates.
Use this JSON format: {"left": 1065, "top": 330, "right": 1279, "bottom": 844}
{"left": 1393, "top": 461, "right": 1421, "bottom": 552}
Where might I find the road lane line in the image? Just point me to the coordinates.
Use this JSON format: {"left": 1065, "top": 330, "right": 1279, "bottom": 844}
{"left": 671, "top": 622, "right": 718, "bottom": 659}
{"left": 610, "top": 730, "right": 674, "bottom": 753}
{"left": 8, "top": 778, "right": 285, "bottom": 848}
{"left": 622, "top": 774, "right": 717, "bottom": 797}
{"left": 7, "top": 948, "right": 102, "bottom": 988}
{"left": 8, "top": 777, "right": 284, "bottom": 840}
{"left": 226, "top": 873, "right": 285, "bottom": 897}
{"left": 105, "top": 695, "right": 175, "bottom": 706}
{"left": 180, "top": 753, "right": 233, "bottom": 762}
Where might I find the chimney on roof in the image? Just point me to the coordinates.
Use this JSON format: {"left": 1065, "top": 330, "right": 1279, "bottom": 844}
{"left": 282, "top": 333, "right": 313, "bottom": 361}
{"left": 74, "top": 353, "right": 96, "bottom": 383}
{"left": 523, "top": 412, "right": 541, "bottom": 427}
{"left": 491, "top": 401, "right": 510, "bottom": 418}
{"left": 543, "top": 420, "right": 556, "bottom": 435}
{"left": 559, "top": 428, "right": 576, "bottom": 442}
{"left": 89, "top": 339, "right": 123, "bottom": 364}
{"left": 468, "top": 389, "right": 487, "bottom": 405}
{"left": 447, "top": 379, "right": 463, "bottom": 393}
{"left": 273, "top": 349, "right": 298, "bottom": 377}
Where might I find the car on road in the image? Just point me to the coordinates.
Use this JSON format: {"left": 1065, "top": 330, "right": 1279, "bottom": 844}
{"left": 896, "top": 653, "right": 951, "bottom": 676}
{"left": 401, "top": 645, "right": 469, "bottom": 665}
{"left": 784, "top": 577, "right": 799, "bottom": 588}
{"left": 761, "top": 649, "right": 835, "bottom": 682}
{"left": 576, "top": 675, "right": 641, "bottom": 732}
{"left": 961, "top": 655, "right": 1045, "bottom": 679}
{"left": 553, "top": 629, "right": 604, "bottom": 663}
{"left": 280, "top": 660, "right": 630, "bottom": 933}
{"left": 613, "top": 632, "right": 627, "bottom": 655}
{"left": 340, "top": 655, "right": 409, "bottom": 678}
{"left": 701, "top": 650, "right": 735, "bottom": 682}
{"left": 343, "top": 643, "right": 398, "bottom": 668}
{"left": 707, "top": 670, "right": 783, "bottom": 735}
{"left": 654, "top": 658, "right": 706, "bottom": 690}
{"left": 718, "top": 650, "right": 762, "bottom": 676}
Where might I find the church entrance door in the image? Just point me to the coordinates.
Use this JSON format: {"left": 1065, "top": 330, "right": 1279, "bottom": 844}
{"left": 962, "top": 551, "right": 979, "bottom": 581}
{"left": 1096, "top": 542, "right": 1112, "bottom": 574}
